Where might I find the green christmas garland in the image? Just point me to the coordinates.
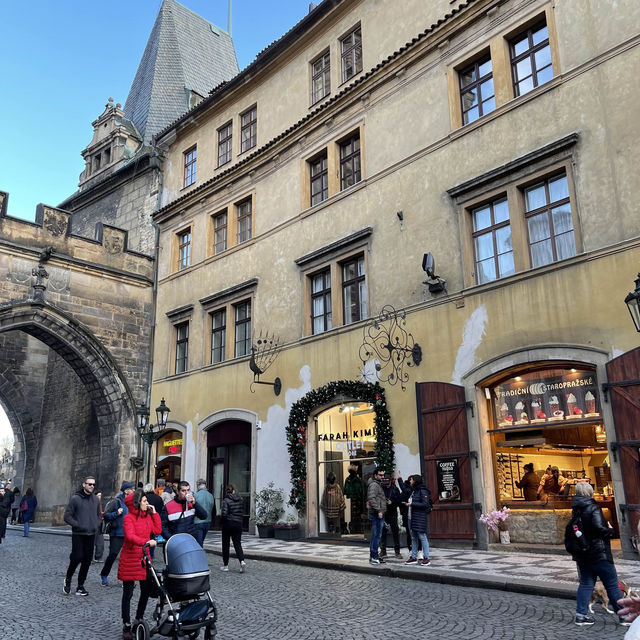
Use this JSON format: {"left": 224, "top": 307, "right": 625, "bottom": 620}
{"left": 286, "top": 380, "right": 394, "bottom": 511}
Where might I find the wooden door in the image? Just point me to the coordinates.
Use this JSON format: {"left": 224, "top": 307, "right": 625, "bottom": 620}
{"left": 606, "top": 346, "right": 640, "bottom": 536}
{"left": 416, "top": 382, "right": 476, "bottom": 540}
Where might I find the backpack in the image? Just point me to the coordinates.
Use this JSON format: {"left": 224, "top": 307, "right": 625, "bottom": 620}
{"left": 102, "top": 498, "right": 119, "bottom": 534}
{"left": 564, "top": 512, "right": 589, "bottom": 556}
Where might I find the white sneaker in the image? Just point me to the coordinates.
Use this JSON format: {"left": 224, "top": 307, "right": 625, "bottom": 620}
{"left": 417, "top": 551, "right": 424, "bottom": 560}
{"left": 219, "top": 566, "right": 229, "bottom": 572}
{"left": 240, "top": 561, "right": 247, "bottom": 573}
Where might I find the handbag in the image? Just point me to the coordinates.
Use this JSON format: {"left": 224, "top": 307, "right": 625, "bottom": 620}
{"left": 19, "top": 501, "right": 28, "bottom": 513}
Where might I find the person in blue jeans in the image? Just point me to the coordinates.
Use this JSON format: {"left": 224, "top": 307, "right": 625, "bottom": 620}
{"left": 366, "top": 468, "right": 387, "bottom": 565}
{"left": 404, "top": 474, "right": 431, "bottom": 566}
{"left": 569, "top": 481, "right": 630, "bottom": 627}
{"left": 19, "top": 488, "right": 37, "bottom": 537}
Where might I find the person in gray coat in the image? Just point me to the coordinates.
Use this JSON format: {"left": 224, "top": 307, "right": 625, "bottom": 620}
{"left": 193, "top": 478, "right": 214, "bottom": 547}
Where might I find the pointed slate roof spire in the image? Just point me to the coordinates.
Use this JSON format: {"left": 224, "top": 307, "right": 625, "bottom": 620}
{"left": 124, "top": 0, "right": 239, "bottom": 144}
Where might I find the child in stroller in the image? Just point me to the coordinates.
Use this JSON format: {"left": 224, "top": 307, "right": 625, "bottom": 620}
{"left": 135, "top": 533, "right": 217, "bottom": 640}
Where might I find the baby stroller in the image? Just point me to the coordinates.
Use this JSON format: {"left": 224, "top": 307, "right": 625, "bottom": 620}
{"left": 134, "top": 533, "right": 217, "bottom": 640}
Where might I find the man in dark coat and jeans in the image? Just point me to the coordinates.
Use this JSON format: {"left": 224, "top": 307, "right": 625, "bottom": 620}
{"left": 100, "top": 481, "right": 135, "bottom": 586}
{"left": 380, "top": 474, "right": 403, "bottom": 559}
{"left": 63, "top": 475, "right": 102, "bottom": 596}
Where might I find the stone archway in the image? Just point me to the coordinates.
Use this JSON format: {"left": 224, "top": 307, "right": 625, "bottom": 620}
{"left": 0, "top": 301, "right": 138, "bottom": 508}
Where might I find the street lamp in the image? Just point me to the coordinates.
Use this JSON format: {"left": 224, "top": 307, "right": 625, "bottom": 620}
{"left": 625, "top": 273, "right": 640, "bottom": 332}
{"left": 137, "top": 398, "right": 171, "bottom": 483}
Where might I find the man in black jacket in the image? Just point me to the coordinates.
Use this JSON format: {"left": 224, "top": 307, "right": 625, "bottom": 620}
{"left": 379, "top": 474, "right": 403, "bottom": 559}
{"left": 0, "top": 484, "right": 12, "bottom": 543}
{"left": 63, "top": 476, "right": 101, "bottom": 596}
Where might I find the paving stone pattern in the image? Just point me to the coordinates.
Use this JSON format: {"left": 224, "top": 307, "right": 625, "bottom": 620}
{"left": 0, "top": 529, "right": 632, "bottom": 640}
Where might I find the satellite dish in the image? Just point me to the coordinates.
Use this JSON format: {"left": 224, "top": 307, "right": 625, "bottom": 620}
{"left": 422, "top": 252, "right": 436, "bottom": 278}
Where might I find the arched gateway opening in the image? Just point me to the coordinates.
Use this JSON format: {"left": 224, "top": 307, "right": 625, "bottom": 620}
{"left": 0, "top": 302, "right": 137, "bottom": 518}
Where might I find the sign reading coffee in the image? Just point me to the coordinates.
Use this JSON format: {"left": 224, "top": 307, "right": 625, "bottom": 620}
{"left": 436, "top": 458, "right": 461, "bottom": 502}
{"left": 493, "top": 369, "right": 600, "bottom": 428}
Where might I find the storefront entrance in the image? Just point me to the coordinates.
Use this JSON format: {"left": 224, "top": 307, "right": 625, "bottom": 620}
{"left": 207, "top": 420, "right": 251, "bottom": 531}
{"left": 155, "top": 430, "right": 183, "bottom": 485}
{"left": 316, "top": 403, "right": 376, "bottom": 539}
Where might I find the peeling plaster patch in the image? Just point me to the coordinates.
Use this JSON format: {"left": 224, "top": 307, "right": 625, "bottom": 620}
{"left": 394, "top": 443, "right": 421, "bottom": 477}
{"left": 257, "top": 365, "right": 312, "bottom": 520}
{"left": 360, "top": 358, "right": 380, "bottom": 384}
{"left": 611, "top": 347, "right": 624, "bottom": 359}
{"left": 451, "top": 305, "right": 488, "bottom": 386}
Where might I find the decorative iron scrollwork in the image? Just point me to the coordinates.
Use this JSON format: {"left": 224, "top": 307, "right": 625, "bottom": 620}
{"left": 249, "top": 330, "right": 282, "bottom": 396}
{"left": 359, "top": 305, "right": 422, "bottom": 391}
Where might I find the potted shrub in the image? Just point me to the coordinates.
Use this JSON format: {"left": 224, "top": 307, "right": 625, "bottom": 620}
{"left": 274, "top": 515, "right": 301, "bottom": 540}
{"left": 252, "top": 482, "right": 285, "bottom": 538}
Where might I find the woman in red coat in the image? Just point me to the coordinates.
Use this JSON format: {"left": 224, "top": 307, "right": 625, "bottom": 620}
{"left": 118, "top": 489, "right": 162, "bottom": 640}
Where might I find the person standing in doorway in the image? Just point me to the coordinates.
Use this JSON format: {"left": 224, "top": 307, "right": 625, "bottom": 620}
{"left": 193, "top": 479, "right": 214, "bottom": 547}
{"left": 100, "top": 481, "right": 135, "bottom": 586}
{"left": 380, "top": 474, "right": 402, "bottom": 559}
{"left": 19, "top": 488, "right": 37, "bottom": 537}
{"left": 367, "top": 468, "right": 387, "bottom": 565}
{"left": 63, "top": 476, "right": 102, "bottom": 596}
{"left": 219, "top": 484, "right": 246, "bottom": 573}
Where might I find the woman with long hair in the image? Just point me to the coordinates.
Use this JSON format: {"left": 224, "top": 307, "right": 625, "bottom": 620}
{"left": 19, "top": 488, "right": 37, "bottom": 537}
{"left": 404, "top": 474, "right": 432, "bottom": 567}
{"left": 118, "top": 488, "right": 162, "bottom": 640}
{"left": 219, "top": 484, "right": 246, "bottom": 573}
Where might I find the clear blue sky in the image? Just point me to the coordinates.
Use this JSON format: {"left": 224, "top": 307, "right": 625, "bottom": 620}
{"left": 0, "top": 0, "right": 311, "bottom": 221}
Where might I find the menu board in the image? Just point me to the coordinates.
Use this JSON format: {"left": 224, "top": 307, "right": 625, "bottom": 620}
{"left": 436, "top": 458, "right": 461, "bottom": 502}
{"left": 493, "top": 371, "right": 600, "bottom": 428}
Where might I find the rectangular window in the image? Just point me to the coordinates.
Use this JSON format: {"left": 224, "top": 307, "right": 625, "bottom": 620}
{"left": 339, "top": 133, "right": 361, "bottom": 190}
{"left": 177, "top": 229, "right": 191, "bottom": 270}
{"left": 311, "top": 269, "right": 332, "bottom": 334}
{"left": 183, "top": 146, "right": 197, "bottom": 187}
{"left": 237, "top": 199, "right": 252, "bottom": 244}
{"left": 311, "top": 51, "right": 331, "bottom": 104}
{"left": 525, "top": 172, "right": 576, "bottom": 268}
{"left": 472, "top": 197, "right": 514, "bottom": 284}
{"left": 217, "top": 122, "right": 233, "bottom": 167}
{"left": 240, "top": 106, "right": 257, "bottom": 153}
{"left": 309, "top": 152, "right": 328, "bottom": 206}
{"left": 342, "top": 255, "right": 366, "bottom": 324}
{"left": 213, "top": 211, "right": 227, "bottom": 255}
{"left": 234, "top": 300, "right": 251, "bottom": 357}
{"left": 459, "top": 56, "right": 495, "bottom": 125}
{"left": 210, "top": 309, "right": 226, "bottom": 364}
{"left": 510, "top": 20, "right": 553, "bottom": 97}
{"left": 340, "top": 26, "right": 362, "bottom": 82}
{"left": 175, "top": 322, "right": 189, "bottom": 374}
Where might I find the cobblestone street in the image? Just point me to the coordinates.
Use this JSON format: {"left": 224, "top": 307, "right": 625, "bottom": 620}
{"left": 1, "top": 530, "right": 630, "bottom": 639}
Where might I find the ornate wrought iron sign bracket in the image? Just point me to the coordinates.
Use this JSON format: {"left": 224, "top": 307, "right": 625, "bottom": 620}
{"left": 359, "top": 305, "right": 422, "bottom": 391}
{"left": 249, "top": 331, "right": 282, "bottom": 396}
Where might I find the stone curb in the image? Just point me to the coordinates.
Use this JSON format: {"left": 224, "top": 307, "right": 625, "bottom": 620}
{"left": 10, "top": 525, "right": 576, "bottom": 600}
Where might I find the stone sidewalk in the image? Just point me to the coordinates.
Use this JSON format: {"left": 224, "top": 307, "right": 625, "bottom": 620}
{"left": 12, "top": 523, "right": 640, "bottom": 600}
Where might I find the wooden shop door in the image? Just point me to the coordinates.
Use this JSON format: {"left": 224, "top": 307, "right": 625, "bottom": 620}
{"left": 416, "top": 382, "right": 476, "bottom": 540}
{"left": 606, "top": 346, "right": 640, "bottom": 538}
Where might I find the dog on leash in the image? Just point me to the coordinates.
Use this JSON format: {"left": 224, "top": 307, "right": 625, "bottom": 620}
{"left": 589, "top": 579, "right": 632, "bottom": 614}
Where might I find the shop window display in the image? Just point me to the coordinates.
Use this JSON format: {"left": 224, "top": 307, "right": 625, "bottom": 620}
{"left": 316, "top": 403, "right": 376, "bottom": 538}
{"left": 485, "top": 365, "right": 617, "bottom": 540}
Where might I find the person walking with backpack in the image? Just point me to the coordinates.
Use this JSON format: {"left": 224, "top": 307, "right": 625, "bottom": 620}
{"left": 404, "top": 474, "right": 432, "bottom": 567}
{"left": 567, "top": 481, "right": 630, "bottom": 627}
{"left": 100, "top": 481, "right": 135, "bottom": 587}
{"left": 219, "top": 484, "right": 246, "bottom": 572}
{"left": 118, "top": 488, "right": 161, "bottom": 640}
{"left": 19, "top": 488, "right": 37, "bottom": 537}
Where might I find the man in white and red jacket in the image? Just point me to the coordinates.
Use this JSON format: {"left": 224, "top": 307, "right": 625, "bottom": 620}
{"left": 160, "top": 480, "right": 207, "bottom": 541}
